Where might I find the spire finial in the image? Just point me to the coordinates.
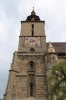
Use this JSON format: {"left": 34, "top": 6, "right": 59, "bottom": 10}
{"left": 31, "top": 7, "right": 35, "bottom": 15}
{"left": 33, "top": 7, "right": 34, "bottom": 12}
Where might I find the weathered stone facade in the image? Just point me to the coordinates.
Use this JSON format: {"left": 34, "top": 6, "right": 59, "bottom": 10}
{"left": 3, "top": 9, "right": 66, "bottom": 100}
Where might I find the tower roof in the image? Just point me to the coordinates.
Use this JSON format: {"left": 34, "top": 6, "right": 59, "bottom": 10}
{"left": 26, "top": 8, "right": 40, "bottom": 21}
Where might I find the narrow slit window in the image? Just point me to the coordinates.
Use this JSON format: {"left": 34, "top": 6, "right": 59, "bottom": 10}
{"left": 32, "top": 24, "right": 34, "bottom": 36}
{"left": 30, "top": 83, "right": 33, "bottom": 96}
{"left": 32, "top": 24, "right": 34, "bottom": 29}
{"left": 32, "top": 30, "right": 34, "bottom": 36}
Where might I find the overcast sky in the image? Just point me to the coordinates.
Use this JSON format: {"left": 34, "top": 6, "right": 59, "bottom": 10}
{"left": 0, "top": 0, "right": 66, "bottom": 99}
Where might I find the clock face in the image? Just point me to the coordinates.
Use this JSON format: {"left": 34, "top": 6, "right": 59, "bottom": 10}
{"left": 24, "top": 37, "right": 41, "bottom": 47}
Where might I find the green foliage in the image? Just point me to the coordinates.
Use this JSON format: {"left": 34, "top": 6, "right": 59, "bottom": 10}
{"left": 47, "top": 61, "right": 66, "bottom": 100}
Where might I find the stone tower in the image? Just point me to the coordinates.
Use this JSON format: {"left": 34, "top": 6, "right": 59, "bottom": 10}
{"left": 3, "top": 9, "right": 48, "bottom": 100}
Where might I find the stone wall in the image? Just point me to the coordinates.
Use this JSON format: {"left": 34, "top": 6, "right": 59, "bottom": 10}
{"left": 20, "top": 22, "right": 45, "bottom": 36}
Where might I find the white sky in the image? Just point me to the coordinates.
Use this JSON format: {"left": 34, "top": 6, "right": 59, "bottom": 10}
{"left": 0, "top": 0, "right": 66, "bottom": 99}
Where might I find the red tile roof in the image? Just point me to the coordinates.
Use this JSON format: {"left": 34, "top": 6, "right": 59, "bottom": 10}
{"left": 47, "top": 42, "right": 66, "bottom": 53}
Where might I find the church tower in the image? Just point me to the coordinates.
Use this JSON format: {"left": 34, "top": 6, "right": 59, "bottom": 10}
{"left": 3, "top": 9, "right": 48, "bottom": 100}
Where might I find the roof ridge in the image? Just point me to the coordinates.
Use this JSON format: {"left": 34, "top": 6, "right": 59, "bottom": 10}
{"left": 47, "top": 42, "right": 66, "bottom": 43}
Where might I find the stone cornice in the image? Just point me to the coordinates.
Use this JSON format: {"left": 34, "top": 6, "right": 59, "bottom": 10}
{"left": 21, "top": 21, "right": 45, "bottom": 23}
{"left": 19, "top": 36, "right": 46, "bottom": 37}
{"left": 9, "top": 70, "right": 19, "bottom": 73}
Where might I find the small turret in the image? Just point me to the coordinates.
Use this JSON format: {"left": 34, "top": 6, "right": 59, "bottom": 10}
{"left": 48, "top": 41, "right": 55, "bottom": 53}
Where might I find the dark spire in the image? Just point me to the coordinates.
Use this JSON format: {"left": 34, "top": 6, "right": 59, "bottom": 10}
{"left": 31, "top": 7, "right": 36, "bottom": 15}
{"left": 26, "top": 8, "right": 40, "bottom": 21}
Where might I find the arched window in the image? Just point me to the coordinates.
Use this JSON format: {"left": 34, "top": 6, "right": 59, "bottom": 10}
{"left": 30, "top": 48, "right": 35, "bottom": 52}
{"left": 30, "top": 61, "right": 34, "bottom": 71}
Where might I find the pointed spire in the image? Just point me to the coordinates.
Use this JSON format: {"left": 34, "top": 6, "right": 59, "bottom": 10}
{"left": 31, "top": 7, "right": 36, "bottom": 15}
{"left": 48, "top": 41, "right": 55, "bottom": 52}
{"left": 48, "top": 41, "right": 53, "bottom": 48}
